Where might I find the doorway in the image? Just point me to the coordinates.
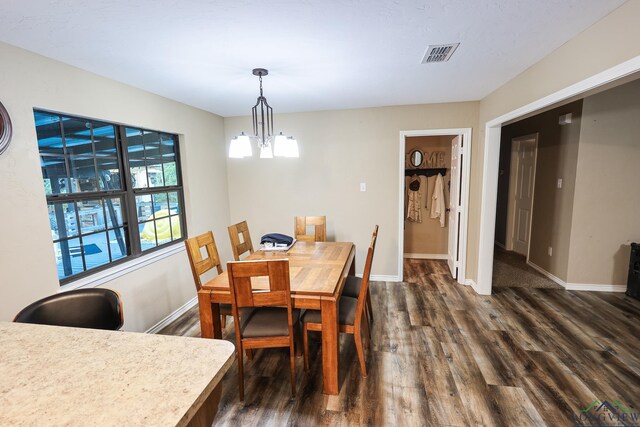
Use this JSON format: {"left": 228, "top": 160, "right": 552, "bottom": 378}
{"left": 506, "top": 134, "right": 538, "bottom": 256}
{"left": 476, "top": 57, "right": 640, "bottom": 295}
{"left": 403, "top": 135, "right": 453, "bottom": 259}
{"left": 398, "top": 128, "right": 471, "bottom": 284}
{"left": 492, "top": 130, "right": 562, "bottom": 290}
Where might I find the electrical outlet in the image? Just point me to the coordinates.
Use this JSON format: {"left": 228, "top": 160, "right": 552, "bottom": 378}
{"left": 557, "top": 178, "right": 563, "bottom": 189}
{"left": 548, "top": 247, "right": 553, "bottom": 256}
{"left": 360, "top": 182, "right": 367, "bottom": 192}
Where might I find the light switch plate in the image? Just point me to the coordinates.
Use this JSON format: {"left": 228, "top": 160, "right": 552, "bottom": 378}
{"left": 557, "top": 178, "right": 563, "bottom": 189}
{"left": 360, "top": 182, "right": 367, "bottom": 192}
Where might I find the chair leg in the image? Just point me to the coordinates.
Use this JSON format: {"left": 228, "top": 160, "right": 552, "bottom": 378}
{"left": 295, "top": 322, "right": 303, "bottom": 357}
{"left": 237, "top": 344, "right": 245, "bottom": 401}
{"left": 289, "top": 340, "right": 296, "bottom": 397}
{"left": 366, "top": 290, "right": 374, "bottom": 324}
{"left": 354, "top": 328, "right": 367, "bottom": 378}
{"left": 303, "top": 323, "right": 309, "bottom": 371}
{"left": 362, "top": 313, "right": 371, "bottom": 350}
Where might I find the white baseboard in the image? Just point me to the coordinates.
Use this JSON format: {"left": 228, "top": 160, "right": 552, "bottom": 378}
{"left": 146, "top": 296, "right": 198, "bottom": 334}
{"left": 355, "top": 273, "right": 400, "bottom": 282}
{"left": 404, "top": 253, "right": 448, "bottom": 260}
{"left": 526, "top": 260, "right": 567, "bottom": 287}
{"left": 564, "top": 283, "right": 627, "bottom": 292}
{"left": 526, "top": 261, "right": 625, "bottom": 292}
{"left": 466, "top": 278, "right": 491, "bottom": 295}
{"left": 372, "top": 274, "right": 400, "bottom": 282}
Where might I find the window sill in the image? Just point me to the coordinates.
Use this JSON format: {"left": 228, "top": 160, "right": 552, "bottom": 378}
{"left": 60, "top": 243, "right": 185, "bottom": 292}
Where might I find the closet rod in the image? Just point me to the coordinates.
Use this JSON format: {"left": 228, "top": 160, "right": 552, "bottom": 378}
{"left": 405, "top": 168, "right": 447, "bottom": 178}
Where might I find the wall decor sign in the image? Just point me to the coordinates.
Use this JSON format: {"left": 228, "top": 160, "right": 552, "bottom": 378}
{"left": 0, "top": 101, "right": 12, "bottom": 155}
{"left": 406, "top": 150, "right": 446, "bottom": 168}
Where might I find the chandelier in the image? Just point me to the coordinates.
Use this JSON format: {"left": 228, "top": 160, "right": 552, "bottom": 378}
{"left": 229, "top": 68, "right": 299, "bottom": 158}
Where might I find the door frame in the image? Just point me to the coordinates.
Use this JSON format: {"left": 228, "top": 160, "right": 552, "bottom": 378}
{"left": 398, "top": 128, "right": 472, "bottom": 285}
{"left": 476, "top": 55, "right": 640, "bottom": 295}
{"left": 506, "top": 133, "right": 538, "bottom": 256}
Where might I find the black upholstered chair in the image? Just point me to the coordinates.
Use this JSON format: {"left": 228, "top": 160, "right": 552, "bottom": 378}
{"left": 13, "top": 288, "right": 124, "bottom": 331}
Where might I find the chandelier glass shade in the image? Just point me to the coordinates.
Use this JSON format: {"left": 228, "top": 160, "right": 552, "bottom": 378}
{"left": 228, "top": 132, "right": 252, "bottom": 158}
{"left": 229, "top": 68, "right": 299, "bottom": 158}
{"left": 273, "top": 133, "right": 299, "bottom": 157}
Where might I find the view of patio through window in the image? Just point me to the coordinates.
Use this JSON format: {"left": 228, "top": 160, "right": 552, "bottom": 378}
{"left": 35, "top": 111, "right": 186, "bottom": 284}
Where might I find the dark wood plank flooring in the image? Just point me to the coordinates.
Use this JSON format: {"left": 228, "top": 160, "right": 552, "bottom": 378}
{"left": 158, "top": 259, "right": 640, "bottom": 426}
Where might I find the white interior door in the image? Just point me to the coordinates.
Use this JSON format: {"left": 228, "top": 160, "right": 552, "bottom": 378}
{"left": 511, "top": 137, "right": 537, "bottom": 256}
{"left": 447, "top": 135, "right": 462, "bottom": 279}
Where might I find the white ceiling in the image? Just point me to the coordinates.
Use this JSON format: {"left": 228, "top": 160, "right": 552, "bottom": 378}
{"left": 0, "top": 0, "right": 627, "bottom": 117}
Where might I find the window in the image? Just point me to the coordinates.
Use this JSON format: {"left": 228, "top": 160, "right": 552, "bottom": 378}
{"left": 35, "top": 110, "right": 186, "bottom": 284}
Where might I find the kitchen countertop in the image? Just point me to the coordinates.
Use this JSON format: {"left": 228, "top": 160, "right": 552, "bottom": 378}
{"left": 0, "top": 322, "right": 235, "bottom": 426}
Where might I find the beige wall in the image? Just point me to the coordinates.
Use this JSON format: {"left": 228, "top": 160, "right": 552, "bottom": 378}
{"left": 468, "top": 0, "right": 640, "bottom": 284}
{"left": 224, "top": 103, "right": 479, "bottom": 278}
{"left": 497, "top": 101, "right": 583, "bottom": 281}
{"left": 0, "top": 41, "right": 231, "bottom": 330}
{"left": 404, "top": 136, "right": 452, "bottom": 255}
{"left": 567, "top": 78, "right": 640, "bottom": 286}
{"left": 1, "top": 0, "right": 639, "bottom": 325}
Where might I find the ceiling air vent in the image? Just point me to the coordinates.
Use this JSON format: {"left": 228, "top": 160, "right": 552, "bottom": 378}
{"left": 421, "top": 43, "right": 460, "bottom": 64}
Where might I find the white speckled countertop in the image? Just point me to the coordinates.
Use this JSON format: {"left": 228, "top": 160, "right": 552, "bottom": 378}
{"left": 0, "top": 322, "right": 235, "bottom": 426}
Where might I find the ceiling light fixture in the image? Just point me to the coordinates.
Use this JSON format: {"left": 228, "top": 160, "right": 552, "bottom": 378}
{"left": 229, "top": 68, "right": 299, "bottom": 158}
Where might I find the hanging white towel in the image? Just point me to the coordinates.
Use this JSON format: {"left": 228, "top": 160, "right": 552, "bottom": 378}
{"left": 430, "top": 173, "right": 446, "bottom": 227}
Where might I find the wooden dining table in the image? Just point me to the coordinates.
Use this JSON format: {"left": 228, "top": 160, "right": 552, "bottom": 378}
{"left": 197, "top": 241, "right": 355, "bottom": 395}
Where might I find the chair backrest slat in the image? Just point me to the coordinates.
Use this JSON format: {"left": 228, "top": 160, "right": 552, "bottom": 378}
{"left": 228, "top": 221, "right": 255, "bottom": 260}
{"left": 294, "top": 216, "right": 327, "bottom": 242}
{"left": 185, "top": 231, "right": 223, "bottom": 291}
{"left": 227, "top": 259, "right": 291, "bottom": 309}
{"left": 355, "top": 225, "right": 379, "bottom": 325}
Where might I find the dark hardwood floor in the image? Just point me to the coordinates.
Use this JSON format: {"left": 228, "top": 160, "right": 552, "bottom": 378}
{"left": 159, "top": 259, "right": 640, "bottom": 426}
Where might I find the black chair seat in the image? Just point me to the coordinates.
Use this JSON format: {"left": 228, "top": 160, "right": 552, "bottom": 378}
{"left": 241, "top": 307, "right": 300, "bottom": 338}
{"left": 220, "top": 303, "right": 233, "bottom": 315}
{"left": 342, "top": 276, "right": 362, "bottom": 298}
{"left": 302, "top": 297, "right": 358, "bottom": 326}
{"left": 14, "top": 288, "right": 123, "bottom": 331}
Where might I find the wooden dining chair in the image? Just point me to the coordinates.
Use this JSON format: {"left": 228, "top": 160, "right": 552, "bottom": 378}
{"left": 185, "top": 231, "right": 233, "bottom": 328}
{"left": 228, "top": 259, "right": 299, "bottom": 401}
{"left": 228, "top": 220, "right": 255, "bottom": 261}
{"left": 294, "top": 216, "right": 327, "bottom": 242}
{"left": 302, "top": 225, "right": 378, "bottom": 377}
{"left": 342, "top": 228, "right": 376, "bottom": 324}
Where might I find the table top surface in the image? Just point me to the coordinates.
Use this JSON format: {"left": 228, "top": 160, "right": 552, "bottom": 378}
{"left": 202, "top": 241, "right": 354, "bottom": 297}
{"left": 0, "top": 322, "right": 235, "bottom": 427}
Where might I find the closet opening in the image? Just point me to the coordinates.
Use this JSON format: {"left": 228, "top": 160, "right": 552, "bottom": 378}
{"left": 398, "top": 128, "right": 471, "bottom": 285}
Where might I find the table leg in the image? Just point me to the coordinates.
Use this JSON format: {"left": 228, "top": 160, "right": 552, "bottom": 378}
{"left": 187, "top": 382, "right": 222, "bottom": 427}
{"left": 211, "top": 302, "right": 222, "bottom": 339}
{"left": 321, "top": 297, "right": 339, "bottom": 395}
{"left": 349, "top": 253, "right": 356, "bottom": 276}
{"left": 198, "top": 291, "right": 222, "bottom": 339}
